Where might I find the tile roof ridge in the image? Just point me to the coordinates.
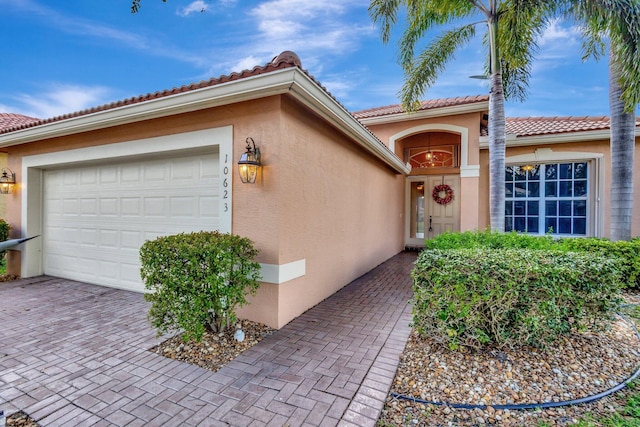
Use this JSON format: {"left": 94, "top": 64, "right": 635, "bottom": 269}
{"left": 0, "top": 51, "right": 305, "bottom": 135}
{"left": 0, "top": 113, "right": 41, "bottom": 132}
{"left": 507, "top": 115, "right": 612, "bottom": 121}
{"left": 352, "top": 94, "right": 489, "bottom": 118}
{"left": 0, "top": 112, "right": 39, "bottom": 119}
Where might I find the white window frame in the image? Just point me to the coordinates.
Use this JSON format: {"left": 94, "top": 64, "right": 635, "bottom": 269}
{"left": 505, "top": 148, "right": 604, "bottom": 237}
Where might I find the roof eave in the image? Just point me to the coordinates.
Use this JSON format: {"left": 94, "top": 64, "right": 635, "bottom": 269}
{"left": 357, "top": 101, "right": 489, "bottom": 125}
{"left": 0, "top": 67, "right": 409, "bottom": 175}
{"left": 289, "top": 72, "right": 410, "bottom": 174}
{"left": 0, "top": 68, "right": 298, "bottom": 148}
{"left": 479, "top": 127, "right": 640, "bottom": 149}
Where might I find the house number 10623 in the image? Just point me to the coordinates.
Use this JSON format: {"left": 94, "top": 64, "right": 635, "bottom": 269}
{"left": 222, "top": 154, "right": 230, "bottom": 212}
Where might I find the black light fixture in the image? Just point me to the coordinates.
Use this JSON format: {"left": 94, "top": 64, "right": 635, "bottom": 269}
{"left": 238, "top": 137, "right": 261, "bottom": 184}
{"left": 425, "top": 134, "right": 434, "bottom": 167}
{"left": 0, "top": 168, "right": 16, "bottom": 194}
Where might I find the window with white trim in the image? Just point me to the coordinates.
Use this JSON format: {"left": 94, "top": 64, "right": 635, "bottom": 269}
{"left": 505, "top": 162, "right": 589, "bottom": 235}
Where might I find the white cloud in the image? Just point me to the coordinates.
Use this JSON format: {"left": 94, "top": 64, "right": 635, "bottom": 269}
{"left": 538, "top": 19, "right": 581, "bottom": 47}
{"left": 250, "top": 0, "right": 347, "bottom": 21}
{"left": 229, "top": 56, "right": 265, "bottom": 72}
{"left": 14, "top": 84, "right": 112, "bottom": 119}
{"left": 244, "top": 0, "right": 372, "bottom": 61}
{"left": 178, "top": 1, "right": 208, "bottom": 16}
{"left": 321, "top": 78, "right": 354, "bottom": 100}
{"left": 19, "top": 1, "right": 151, "bottom": 49}
{"left": 1, "top": 0, "right": 210, "bottom": 68}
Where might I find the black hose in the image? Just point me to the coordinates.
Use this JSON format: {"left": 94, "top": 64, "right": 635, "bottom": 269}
{"left": 391, "top": 311, "right": 640, "bottom": 411}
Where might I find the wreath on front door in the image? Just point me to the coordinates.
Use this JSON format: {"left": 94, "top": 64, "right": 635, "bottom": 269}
{"left": 432, "top": 184, "right": 454, "bottom": 205}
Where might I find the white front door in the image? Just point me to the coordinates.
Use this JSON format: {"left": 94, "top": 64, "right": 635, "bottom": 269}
{"left": 406, "top": 175, "right": 460, "bottom": 246}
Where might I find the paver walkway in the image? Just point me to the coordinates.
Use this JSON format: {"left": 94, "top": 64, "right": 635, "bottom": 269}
{"left": 0, "top": 251, "right": 416, "bottom": 426}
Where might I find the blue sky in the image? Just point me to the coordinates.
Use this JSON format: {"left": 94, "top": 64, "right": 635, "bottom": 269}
{"left": 0, "top": 0, "right": 616, "bottom": 121}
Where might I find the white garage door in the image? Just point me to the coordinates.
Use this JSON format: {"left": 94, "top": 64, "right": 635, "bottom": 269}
{"left": 43, "top": 152, "right": 220, "bottom": 292}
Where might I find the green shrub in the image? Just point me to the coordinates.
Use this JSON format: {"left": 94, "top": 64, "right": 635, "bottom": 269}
{"left": 0, "top": 219, "right": 10, "bottom": 260}
{"left": 427, "top": 230, "right": 640, "bottom": 290}
{"left": 556, "top": 238, "right": 640, "bottom": 290}
{"left": 412, "top": 248, "right": 623, "bottom": 350}
{"left": 140, "top": 231, "right": 261, "bottom": 341}
{"left": 425, "top": 229, "right": 556, "bottom": 250}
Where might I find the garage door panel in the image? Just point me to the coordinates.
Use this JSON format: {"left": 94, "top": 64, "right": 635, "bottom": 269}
{"left": 80, "top": 169, "right": 97, "bottom": 184}
{"left": 44, "top": 152, "right": 220, "bottom": 292}
{"left": 100, "top": 167, "right": 118, "bottom": 183}
{"left": 98, "top": 229, "right": 116, "bottom": 247}
{"left": 144, "top": 197, "right": 165, "bottom": 216}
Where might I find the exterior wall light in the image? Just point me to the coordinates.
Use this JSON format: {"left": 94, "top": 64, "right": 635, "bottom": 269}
{"left": 238, "top": 137, "right": 261, "bottom": 184}
{"left": 0, "top": 168, "right": 16, "bottom": 194}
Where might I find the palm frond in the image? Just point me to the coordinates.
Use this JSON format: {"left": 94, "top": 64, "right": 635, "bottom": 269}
{"left": 574, "top": 0, "right": 640, "bottom": 111}
{"left": 497, "top": 0, "right": 559, "bottom": 100}
{"left": 401, "top": 24, "right": 477, "bottom": 111}
{"left": 397, "top": 0, "right": 478, "bottom": 67}
{"left": 579, "top": 24, "right": 607, "bottom": 61}
{"left": 369, "top": 0, "right": 402, "bottom": 44}
{"left": 501, "top": 62, "right": 530, "bottom": 102}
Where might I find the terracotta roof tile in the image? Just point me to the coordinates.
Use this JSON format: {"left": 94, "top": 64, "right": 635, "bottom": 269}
{"left": 352, "top": 95, "right": 489, "bottom": 119}
{"left": 503, "top": 116, "right": 640, "bottom": 137}
{"left": 0, "top": 51, "right": 305, "bottom": 136}
{"left": 0, "top": 113, "right": 40, "bottom": 132}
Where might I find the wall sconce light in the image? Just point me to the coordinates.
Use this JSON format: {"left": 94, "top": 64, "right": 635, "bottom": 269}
{"left": 0, "top": 168, "right": 16, "bottom": 194}
{"left": 238, "top": 137, "right": 261, "bottom": 184}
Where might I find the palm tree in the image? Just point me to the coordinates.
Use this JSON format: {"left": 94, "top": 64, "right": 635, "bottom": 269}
{"left": 571, "top": 1, "right": 640, "bottom": 240}
{"left": 131, "top": 0, "right": 143, "bottom": 13}
{"left": 369, "top": 0, "right": 558, "bottom": 231}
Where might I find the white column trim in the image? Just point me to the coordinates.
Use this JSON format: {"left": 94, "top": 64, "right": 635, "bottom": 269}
{"left": 259, "top": 259, "right": 306, "bottom": 285}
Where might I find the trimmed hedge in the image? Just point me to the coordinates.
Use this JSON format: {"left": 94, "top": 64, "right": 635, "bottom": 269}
{"left": 140, "top": 231, "right": 261, "bottom": 341}
{"left": 412, "top": 248, "right": 624, "bottom": 349}
{"left": 426, "top": 230, "right": 640, "bottom": 289}
{"left": 425, "top": 229, "right": 557, "bottom": 250}
{"left": 0, "top": 219, "right": 9, "bottom": 259}
{"left": 556, "top": 238, "right": 640, "bottom": 289}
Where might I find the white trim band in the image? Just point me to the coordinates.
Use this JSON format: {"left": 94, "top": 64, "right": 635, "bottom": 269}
{"left": 259, "top": 259, "right": 306, "bottom": 285}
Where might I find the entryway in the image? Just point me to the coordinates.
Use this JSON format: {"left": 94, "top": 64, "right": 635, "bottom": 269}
{"left": 406, "top": 175, "right": 460, "bottom": 247}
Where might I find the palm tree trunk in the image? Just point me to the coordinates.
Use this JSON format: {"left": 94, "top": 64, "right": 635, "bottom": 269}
{"left": 489, "top": 73, "right": 507, "bottom": 232}
{"left": 487, "top": 11, "right": 506, "bottom": 232}
{"left": 609, "top": 52, "right": 635, "bottom": 241}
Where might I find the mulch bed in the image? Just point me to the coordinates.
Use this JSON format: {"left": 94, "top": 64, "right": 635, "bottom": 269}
{"left": 6, "top": 411, "right": 39, "bottom": 427}
{"left": 149, "top": 320, "right": 275, "bottom": 373}
{"left": 377, "top": 293, "right": 640, "bottom": 426}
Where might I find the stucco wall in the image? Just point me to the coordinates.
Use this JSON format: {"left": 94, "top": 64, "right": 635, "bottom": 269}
{"left": 240, "top": 96, "right": 406, "bottom": 327}
{"left": 4, "top": 97, "right": 285, "bottom": 326}
{"left": 5, "top": 94, "right": 405, "bottom": 329}
{"left": 280, "top": 99, "right": 404, "bottom": 320}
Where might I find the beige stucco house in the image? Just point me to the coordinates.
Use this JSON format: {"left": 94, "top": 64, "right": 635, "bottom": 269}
{"left": 0, "top": 51, "right": 638, "bottom": 329}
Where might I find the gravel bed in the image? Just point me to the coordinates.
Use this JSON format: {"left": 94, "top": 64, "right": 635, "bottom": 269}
{"left": 6, "top": 411, "right": 39, "bottom": 427}
{"left": 150, "top": 319, "right": 275, "bottom": 372}
{"left": 378, "top": 302, "right": 640, "bottom": 426}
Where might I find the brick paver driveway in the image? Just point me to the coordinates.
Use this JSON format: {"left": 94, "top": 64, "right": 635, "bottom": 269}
{"left": 0, "top": 252, "right": 416, "bottom": 427}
